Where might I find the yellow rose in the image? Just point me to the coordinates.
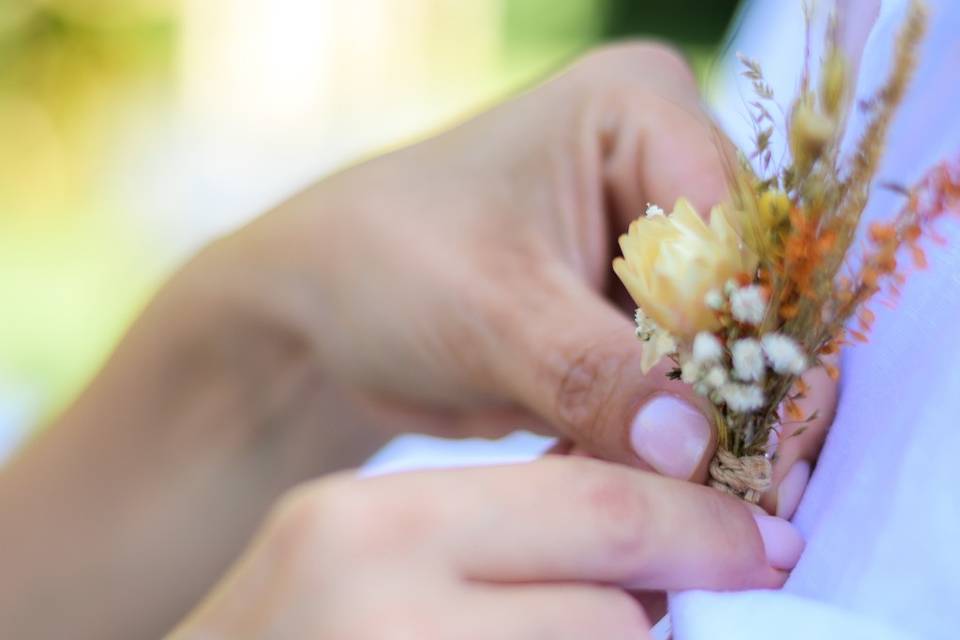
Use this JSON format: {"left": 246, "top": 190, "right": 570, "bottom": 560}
{"left": 613, "top": 198, "right": 757, "bottom": 338}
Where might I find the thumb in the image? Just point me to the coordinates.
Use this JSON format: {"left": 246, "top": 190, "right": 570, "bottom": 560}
{"left": 491, "top": 267, "right": 717, "bottom": 481}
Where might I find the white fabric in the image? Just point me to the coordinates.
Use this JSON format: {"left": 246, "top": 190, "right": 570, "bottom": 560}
{"left": 671, "top": 590, "right": 921, "bottom": 640}
{"left": 366, "top": 1, "right": 960, "bottom": 637}
{"left": 677, "top": 1, "right": 960, "bottom": 638}
{"left": 361, "top": 430, "right": 553, "bottom": 477}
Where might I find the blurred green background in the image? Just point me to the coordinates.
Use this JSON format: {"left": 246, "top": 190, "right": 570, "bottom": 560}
{"left": 0, "top": 0, "right": 740, "bottom": 439}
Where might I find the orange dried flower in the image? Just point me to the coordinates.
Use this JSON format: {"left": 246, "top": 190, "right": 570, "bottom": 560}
{"left": 785, "top": 399, "right": 805, "bottom": 421}
{"left": 910, "top": 245, "right": 928, "bottom": 268}
{"left": 825, "top": 364, "right": 841, "bottom": 381}
{"left": 849, "top": 330, "right": 870, "bottom": 344}
{"left": 869, "top": 222, "right": 897, "bottom": 243}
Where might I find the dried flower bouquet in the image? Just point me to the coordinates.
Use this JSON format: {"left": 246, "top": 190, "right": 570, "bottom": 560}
{"left": 614, "top": 0, "right": 960, "bottom": 502}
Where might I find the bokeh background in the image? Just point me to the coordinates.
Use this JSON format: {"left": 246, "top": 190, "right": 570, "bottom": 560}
{"left": 0, "top": 0, "right": 741, "bottom": 455}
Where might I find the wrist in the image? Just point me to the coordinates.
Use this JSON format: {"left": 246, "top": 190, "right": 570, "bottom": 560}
{"left": 170, "top": 218, "right": 389, "bottom": 465}
{"left": 156, "top": 241, "right": 324, "bottom": 440}
{"left": 0, "top": 241, "right": 336, "bottom": 640}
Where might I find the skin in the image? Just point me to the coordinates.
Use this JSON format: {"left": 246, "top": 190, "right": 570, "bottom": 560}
{"left": 0, "top": 43, "right": 836, "bottom": 639}
{"left": 170, "top": 458, "right": 787, "bottom": 640}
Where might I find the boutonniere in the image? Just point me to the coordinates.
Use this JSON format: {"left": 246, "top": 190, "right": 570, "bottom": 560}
{"left": 615, "top": 0, "right": 959, "bottom": 501}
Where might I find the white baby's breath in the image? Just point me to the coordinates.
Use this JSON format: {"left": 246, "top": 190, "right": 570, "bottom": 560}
{"left": 634, "top": 308, "right": 678, "bottom": 373}
{"left": 761, "top": 333, "right": 808, "bottom": 375}
{"left": 645, "top": 203, "right": 665, "bottom": 217}
{"left": 729, "top": 285, "right": 767, "bottom": 325}
{"left": 683, "top": 358, "right": 728, "bottom": 393}
{"left": 719, "top": 382, "right": 765, "bottom": 412}
{"left": 724, "top": 278, "right": 739, "bottom": 296}
{"left": 731, "top": 338, "right": 765, "bottom": 382}
{"left": 703, "top": 365, "right": 728, "bottom": 389}
{"left": 692, "top": 332, "right": 724, "bottom": 364}
{"left": 634, "top": 308, "right": 658, "bottom": 341}
{"left": 705, "top": 288, "right": 726, "bottom": 310}
{"left": 681, "top": 360, "right": 703, "bottom": 385}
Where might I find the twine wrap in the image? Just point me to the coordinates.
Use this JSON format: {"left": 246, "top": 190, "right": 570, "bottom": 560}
{"left": 709, "top": 449, "right": 772, "bottom": 504}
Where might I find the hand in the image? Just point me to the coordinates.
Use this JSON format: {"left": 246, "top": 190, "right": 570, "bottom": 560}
{"left": 213, "top": 43, "right": 837, "bottom": 498}
{"left": 169, "top": 457, "right": 802, "bottom": 640}
{"left": 0, "top": 42, "right": 831, "bottom": 640}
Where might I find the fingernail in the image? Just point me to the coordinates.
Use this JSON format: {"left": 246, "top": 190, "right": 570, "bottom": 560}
{"left": 752, "top": 514, "right": 805, "bottom": 570}
{"left": 630, "top": 394, "right": 710, "bottom": 479}
{"left": 775, "top": 460, "right": 811, "bottom": 519}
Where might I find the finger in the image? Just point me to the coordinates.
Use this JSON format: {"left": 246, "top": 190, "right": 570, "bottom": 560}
{"left": 545, "top": 439, "right": 576, "bottom": 455}
{"left": 489, "top": 268, "right": 717, "bottom": 481}
{"left": 562, "top": 44, "right": 737, "bottom": 226}
{"left": 364, "top": 457, "right": 797, "bottom": 589}
{"left": 631, "top": 591, "right": 667, "bottom": 623}
{"left": 458, "top": 458, "right": 794, "bottom": 588}
{"left": 603, "top": 90, "right": 738, "bottom": 228}
{"left": 760, "top": 364, "right": 838, "bottom": 517}
{"left": 838, "top": 0, "right": 880, "bottom": 78}
{"left": 565, "top": 443, "right": 598, "bottom": 458}
{"left": 351, "top": 392, "right": 556, "bottom": 439}
{"left": 477, "top": 46, "right": 736, "bottom": 479}
{"left": 464, "top": 584, "right": 650, "bottom": 640}
{"left": 447, "top": 406, "right": 557, "bottom": 439}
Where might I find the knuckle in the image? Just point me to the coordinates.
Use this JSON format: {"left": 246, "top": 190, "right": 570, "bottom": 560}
{"left": 271, "top": 475, "right": 436, "bottom": 561}
{"left": 574, "top": 464, "right": 656, "bottom": 565}
{"left": 552, "top": 341, "right": 628, "bottom": 443}
{"left": 268, "top": 477, "right": 356, "bottom": 556}
{"left": 630, "top": 41, "right": 694, "bottom": 76}
{"left": 574, "top": 41, "right": 695, "bottom": 85}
